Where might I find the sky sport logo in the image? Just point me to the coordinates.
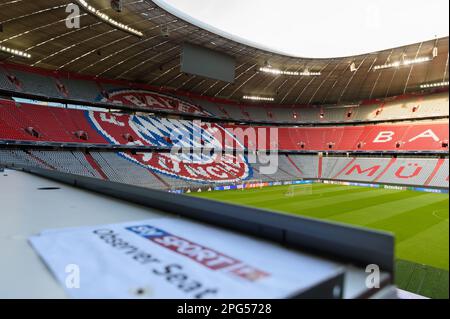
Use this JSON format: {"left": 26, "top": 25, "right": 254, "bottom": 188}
{"left": 126, "top": 225, "right": 270, "bottom": 282}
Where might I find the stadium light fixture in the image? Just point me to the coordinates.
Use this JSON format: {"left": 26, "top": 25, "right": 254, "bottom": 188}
{"left": 0, "top": 45, "right": 31, "bottom": 59}
{"left": 420, "top": 81, "right": 449, "bottom": 89}
{"left": 259, "top": 67, "right": 321, "bottom": 76}
{"left": 432, "top": 46, "right": 438, "bottom": 58}
{"left": 75, "top": 0, "right": 143, "bottom": 37}
{"left": 243, "top": 95, "right": 275, "bottom": 102}
{"left": 373, "top": 56, "right": 431, "bottom": 71}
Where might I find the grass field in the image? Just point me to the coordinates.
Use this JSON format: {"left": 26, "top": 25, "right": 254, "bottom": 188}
{"left": 190, "top": 183, "right": 449, "bottom": 299}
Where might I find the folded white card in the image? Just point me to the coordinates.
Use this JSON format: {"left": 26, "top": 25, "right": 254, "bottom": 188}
{"left": 29, "top": 218, "right": 342, "bottom": 299}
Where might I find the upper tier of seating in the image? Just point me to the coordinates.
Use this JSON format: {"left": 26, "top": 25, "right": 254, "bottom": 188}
{"left": 192, "top": 92, "right": 449, "bottom": 123}
{"left": 0, "top": 100, "right": 448, "bottom": 152}
{"left": 1, "top": 63, "right": 448, "bottom": 124}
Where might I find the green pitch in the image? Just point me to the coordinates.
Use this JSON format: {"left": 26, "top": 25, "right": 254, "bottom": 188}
{"left": 190, "top": 184, "right": 449, "bottom": 299}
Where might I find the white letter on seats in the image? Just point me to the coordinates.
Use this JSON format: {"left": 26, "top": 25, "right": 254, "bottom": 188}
{"left": 409, "top": 129, "right": 439, "bottom": 142}
{"left": 373, "top": 131, "right": 394, "bottom": 143}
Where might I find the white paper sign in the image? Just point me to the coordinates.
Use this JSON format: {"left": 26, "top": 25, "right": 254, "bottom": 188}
{"left": 29, "top": 218, "right": 341, "bottom": 299}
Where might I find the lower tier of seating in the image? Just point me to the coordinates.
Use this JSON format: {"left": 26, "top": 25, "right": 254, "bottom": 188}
{"left": 0, "top": 150, "right": 447, "bottom": 189}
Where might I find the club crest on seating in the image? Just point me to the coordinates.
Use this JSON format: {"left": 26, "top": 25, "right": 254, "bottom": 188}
{"left": 87, "top": 111, "right": 251, "bottom": 183}
{"left": 98, "top": 89, "right": 212, "bottom": 117}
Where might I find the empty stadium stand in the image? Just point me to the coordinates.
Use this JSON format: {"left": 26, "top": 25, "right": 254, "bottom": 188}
{"left": 321, "top": 156, "right": 448, "bottom": 188}
{"left": 428, "top": 159, "right": 449, "bottom": 188}
{"left": 1, "top": 100, "right": 448, "bottom": 152}
{"left": 1, "top": 62, "right": 448, "bottom": 124}
{"left": 228, "top": 122, "right": 449, "bottom": 152}
{"left": 0, "top": 64, "right": 447, "bottom": 192}
{"left": 1, "top": 150, "right": 447, "bottom": 190}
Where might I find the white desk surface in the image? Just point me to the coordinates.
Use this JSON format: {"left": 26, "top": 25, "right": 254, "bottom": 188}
{"left": 0, "top": 169, "right": 166, "bottom": 298}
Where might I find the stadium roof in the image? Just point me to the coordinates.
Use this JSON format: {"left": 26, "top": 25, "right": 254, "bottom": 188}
{"left": 0, "top": 0, "right": 448, "bottom": 105}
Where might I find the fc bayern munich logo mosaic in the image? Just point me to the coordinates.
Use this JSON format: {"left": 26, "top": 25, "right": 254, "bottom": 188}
{"left": 87, "top": 110, "right": 251, "bottom": 183}
{"left": 98, "top": 89, "right": 212, "bottom": 116}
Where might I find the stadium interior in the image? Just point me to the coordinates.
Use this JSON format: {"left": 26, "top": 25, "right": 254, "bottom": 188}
{"left": 0, "top": 0, "right": 448, "bottom": 300}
